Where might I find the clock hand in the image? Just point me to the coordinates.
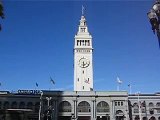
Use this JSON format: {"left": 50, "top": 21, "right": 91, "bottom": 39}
{"left": 83, "top": 61, "right": 85, "bottom": 67}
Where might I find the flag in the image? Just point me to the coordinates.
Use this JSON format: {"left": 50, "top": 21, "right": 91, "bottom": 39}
{"left": 117, "top": 77, "right": 122, "bottom": 84}
{"left": 128, "top": 84, "right": 130, "bottom": 87}
{"left": 36, "top": 82, "right": 38, "bottom": 87}
{"left": 50, "top": 77, "right": 55, "bottom": 85}
{"left": 84, "top": 79, "right": 90, "bottom": 84}
{"left": 82, "top": 5, "right": 85, "bottom": 15}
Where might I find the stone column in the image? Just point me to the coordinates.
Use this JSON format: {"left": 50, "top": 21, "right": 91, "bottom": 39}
{"left": 94, "top": 100, "right": 97, "bottom": 120}
{"left": 125, "top": 100, "right": 129, "bottom": 120}
{"left": 73, "top": 100, "right": 78, "bottom": 120}
{"left": 91, "top": 100, "right": 96, "bottom": 120}
{"left": 111, "top": 100, "right": 115, "bottom": 120}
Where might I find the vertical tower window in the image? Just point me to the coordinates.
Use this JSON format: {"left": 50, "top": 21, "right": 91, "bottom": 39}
{"left": 82, "top": 40, "right": 85, "bottom": 46}
{"left": 83, "top": 86, "right": 84, "bottom": 89}
{"left": 77, "top": 40, "right": 79, "bottom": 46}
{"left": 88, "top": 40, "right": 90, "bottom": 46}
{"left": 78, "top": 78, "right": 79, "bottom": 82}
{"left": 82, "top": 70, "right": 84, "bottom": 74}
{"left": 80, "top": 40, "right": 82, "bottom": 46}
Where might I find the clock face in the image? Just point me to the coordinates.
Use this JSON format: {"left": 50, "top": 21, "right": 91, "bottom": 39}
{"left": 79, "top": 58, "right": 90, "bottom": 68}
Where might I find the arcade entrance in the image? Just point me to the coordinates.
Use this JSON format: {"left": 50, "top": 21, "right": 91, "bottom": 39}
{"left": 58, "top": 116, "right": 71, "bottom": 120}
{"left": 116, "top": 116, "right": 125, "bottom": 120}
{"left": 97, "top": 116, "right": 110, "bottom": 120}
{"left": 78, "top": 116, "right": 91, "bottom": 120}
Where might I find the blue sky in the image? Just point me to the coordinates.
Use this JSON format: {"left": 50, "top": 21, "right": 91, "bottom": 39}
{"left": 0, "top": 0, "right": 160, "bottom": 94}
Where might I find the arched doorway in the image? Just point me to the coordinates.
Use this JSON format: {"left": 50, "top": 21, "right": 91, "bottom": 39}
{"left": 150, "top": 116, "right": 156, "bottom": 120}
{"left": 97, "top": 101, "right": 110, "bottom": 120}
{"left": 11, "top": 101, "right": 17, "bottom": 109}
{"left": 116, "top": 110, "right": 125, "bottom": 120}
{"left": 3, "top": 101, "right": 9, "bottom": 109}
{"left": 19, "top": 102, "right": 25, "bottom": 109}
{"left": 77, "top": 101, "right": 91, "bottom": 120}
{"left": 58, "top": 101, "right": 72, "bottom": 120}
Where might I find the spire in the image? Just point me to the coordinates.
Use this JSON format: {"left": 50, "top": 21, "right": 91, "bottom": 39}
{"left": 77, "top": 8, "right": 89, "bottom": 35}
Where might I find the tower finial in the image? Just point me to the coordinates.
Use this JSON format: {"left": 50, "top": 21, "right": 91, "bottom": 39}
{"left": 82, "top": 5, "right": 85, "bottom": 16}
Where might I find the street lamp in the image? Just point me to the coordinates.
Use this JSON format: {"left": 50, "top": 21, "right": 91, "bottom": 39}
{"left": 39, "top": 91, "right": 43, "bottom": 120}
{"left": 46, "top": 97, "right": 52, "bottom": 120}
{"left": 147, "top": 0, "right": 160, "bottom": 47}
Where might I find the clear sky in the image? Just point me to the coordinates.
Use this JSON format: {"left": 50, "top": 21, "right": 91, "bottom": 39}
{"left": 0, "top": 0, "right": 160, "bottom": 94}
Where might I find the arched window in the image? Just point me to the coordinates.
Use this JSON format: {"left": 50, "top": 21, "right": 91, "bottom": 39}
{"left": 156, "top": 102, "right": 160, "bottom": 107}
{"left": 97, "top": 101, "right": 110, "bottom": 112}
{"left": 35, "top": 102, "right": 40, "bottom": 113}
{"left": 143, "top": 117, "right": 147, "bottom": 120}
{"left": 59, "top": 101, "right": 71, "bottom": 112}
{"left": 11, "top": 101, "right": 17, "bottom": 109}
{"left": 133, "top": 103, "right": 138, "bottom": 107}
{"left": 149, "top": 102, "right": 154, "bottom": 107}
{"left": 78, "top": 101, "right": 90, "bottom": 112}
{"left": 150, "top": 116, "right": 156, "bottom": 120}
{"left": 116, "top": 110, "right": 123, "bottom": 115}
{"left": 3, "top": 101, "right": 9, "bottom": 109}
{"left": 133, "top": 103, "right": 139, "bottom": 113}
{"left": 19, "top": 102, "right": 25, "bottom": 109}
{"left": 27, "top": 102, "right": 33, "bottom": 109}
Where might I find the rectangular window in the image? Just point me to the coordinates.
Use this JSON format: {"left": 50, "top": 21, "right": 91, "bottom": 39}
{"left": 121, "top": 102, "right": 123, "bottom": 106}
{"left": 77, "top": 40, "right": 79, "bottom": 46}
{"left": 82, "top": 40, "right": 84, "bottom": 46}
{"left": 83, "top": 86, "right": 84, "bottom": 89}
{"left": 88, "top": 40, "right": 90, "bottom": 46}
{"left": 115, "top": 102, "right": 117, "bottom": 106}
{"left": 118, "top": 102, "right": 120, "bottom": 106}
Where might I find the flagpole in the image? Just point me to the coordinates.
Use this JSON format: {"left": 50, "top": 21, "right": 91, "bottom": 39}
{"left": 128, "top": 84, "right": 132, "bottom": 94}
{"left": 117, "top": 83, "right": 120, "bottom": 91}
{"left": 129, "top": 85, "right": 131, "bottom": 94}
{"left": 50, "top": 77, "right": 55, "bottom": 90}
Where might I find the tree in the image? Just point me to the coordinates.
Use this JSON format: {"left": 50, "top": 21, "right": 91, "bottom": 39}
{"left": 0, "top": 1, "right": 4, "bottom": 31}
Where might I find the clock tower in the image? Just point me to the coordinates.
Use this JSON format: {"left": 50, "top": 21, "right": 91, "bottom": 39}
{"left": 74, "top": 14, "right": 93, "bottom": 91}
